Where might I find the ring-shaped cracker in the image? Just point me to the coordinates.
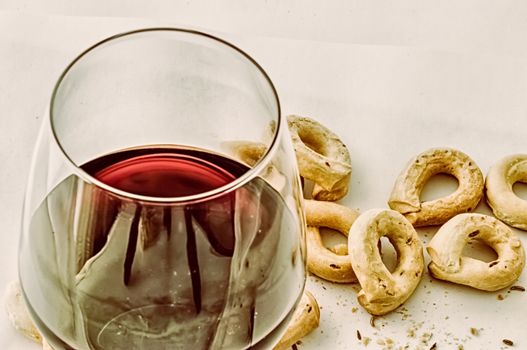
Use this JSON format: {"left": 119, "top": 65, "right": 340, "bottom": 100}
{"left": 348, "top": 209, "right": 424, "bottom": 315}
{"left": 287, "top": 115, "right": 352, "bottom": 201}
{"left": 4, "top": 280, "right": 42, "bottom": 343}
{"left": 224, "top": 141, "right": 286, "bottom": 192}
{"left": 486, "top": 154, "right": 527, "bottom": 230}
{"left": 305, "top": 200, "right": 359, "bottom": 283}
{"left": 388, "top": 148, "right": 484, "bottom": 227}
{"left": 224, "top": 141, "right": 267, "bottom": 167}
{"left": 427, "top": 213, "right": 525, "bottom": 291}
{"left": 273, "top": 291, "right": 320, "bottom": 350}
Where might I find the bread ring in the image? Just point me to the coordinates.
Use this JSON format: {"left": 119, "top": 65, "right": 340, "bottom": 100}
{"left": 427, "top": 213, "right": 525, "bottom": 291}
{"left": 273, "top": 290, "right": 320, "bottom": 350}
{"left": 4, "top": 280, "right": 42, "bottom": 343}
{"left": 348, "top": 209, "right": 424, "bottom": 315}
{"left": 485, "top": 154, "right": 527, "bottom": 230}
{"left": 305, "top": 200, "right": 360, "bottom": 283}
{"left": 223, "top": 140, "right": 267, "bottom": 167}
{"left": 223, "top": 140, "right": 286, "bottom": 192}
{"left": 388, "top": 148, "right": 484, "bottom": 227}
{"left": 287, "top": 115, "right": 352, "bottom": 200}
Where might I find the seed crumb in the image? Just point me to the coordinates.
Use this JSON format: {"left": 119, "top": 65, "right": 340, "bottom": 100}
{"left": 470, "top": 327, "right": 479, "bottom": 336}
{"left": 497, "top": 294, "right": 504, "bottom": 300}
{"left": 468, "top": 230, "right": 479, "bottom": 237}
{"left": 370, "top": 316, "right": 377, "bottom": 328}
{"left": 510, "top": 285, "right": 525, "bottom": 292}
{"left": 503, "top": 339, "right": 514, "bottom": 346}
{"left": 362, "top": 337, "right": 371, "bottom": 346}
{"left": 502, "top": 339, "right": 514, "bottom": 346}
{"left": 356, "top": 330, "right": 362, "bottom": 340}
{"left": 352, "top": 307, "right": 358, "bottom": 313}
{"left": 429, "top": 343, "right": 437, "bottom": 350}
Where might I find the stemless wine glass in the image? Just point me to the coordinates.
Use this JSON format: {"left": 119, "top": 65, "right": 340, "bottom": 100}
{"left": 18, "top": 28, "right": 306, "bottom": 350}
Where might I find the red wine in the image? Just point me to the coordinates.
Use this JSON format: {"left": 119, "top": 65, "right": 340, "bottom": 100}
{"left": 82, "top": 147, "right": 245, "bottom": 198}
{"left": 20, "top": 145, "right": 305, "bottom": 350}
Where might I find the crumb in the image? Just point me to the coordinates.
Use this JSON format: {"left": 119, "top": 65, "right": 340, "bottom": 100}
{"left": 502, "top": 339, "right": 514, "bottom": 346}
{"left": 370, "top": 316, "right": 377, "bottom": 328}
{"left": 457, "top": 345, "right": 464, "bottom": 350}
{"left": 376, "top": 339, "right": 385, "bottom": 346}
{"left": 363, "top": 337, "right": 371, "bottom": 346}
{"left": 420, "top": 332, "right": 433, "bottom": 345}
{"left": 470, "top": 327, "right": 479, "bottom": 336}
{"left": 352, "top": 307, "right": 358, "bottom": 313}
{"left": 510, "top": 285, "right": 525, "bottom": 292}
{"left": 322, "top": 286, "right": 327, "bottom": 290}
{"left": 497, "top": 294, "right": 505, "bottom": 300}
{"left": 356, "top": 330, "right": 362, "bottom": 340}
{"left": 429, "top": 343, "right": 437, "bottom": 350}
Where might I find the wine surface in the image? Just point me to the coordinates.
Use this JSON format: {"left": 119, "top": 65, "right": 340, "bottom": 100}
{"left": 82, "top": 146, "right": 245, "bottom": 197}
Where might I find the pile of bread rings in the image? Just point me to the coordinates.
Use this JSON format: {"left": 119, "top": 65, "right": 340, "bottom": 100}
{"left": 236, "top": 115, "right": 527, "bottom": 346}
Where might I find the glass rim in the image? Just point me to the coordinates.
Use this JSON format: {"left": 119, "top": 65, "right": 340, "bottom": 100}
{"left": 49, "top": 27, "right": 282, "bottom": 204}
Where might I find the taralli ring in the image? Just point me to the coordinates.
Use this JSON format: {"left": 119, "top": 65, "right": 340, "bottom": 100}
{"left": 388, "top": 147, "right": 484, "bottom": 227}
{"left": 273, "top": 290, "right": 320, "bottom": 350}
{"left": 305, "top": 200, "right": 360, "bottom": 283}
{"left": 224, "top": 140, "right": 267, "bottom": 167}
{"left": 427, "top": 213, "right": 525, "bottom": 291}
{"left": 348, "top": 209, "right": 424, "bottom": 315}
{"left": 224, "top": 140, "right": 286, "bottom": 192}
{"left": 4, "top": 280, "right": 42, "bottom": 343}
{"left": 485, "top": 154, "right": 527, "bottom": 230}
{"left": 287, "top": 115, "right": 352, "bottom": 201}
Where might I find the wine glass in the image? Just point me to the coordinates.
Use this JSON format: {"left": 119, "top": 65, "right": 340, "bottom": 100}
{"left": 18, "top": 28, "right": 306, "bottom": 350}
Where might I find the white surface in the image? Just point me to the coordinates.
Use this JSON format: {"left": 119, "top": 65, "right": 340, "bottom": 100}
{"left": 1, "top": 7, "right": 527, "bottom": 350}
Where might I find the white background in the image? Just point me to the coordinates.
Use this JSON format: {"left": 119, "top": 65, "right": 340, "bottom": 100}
{"left": 1, "top": 2, "right": 527, "bottom": 349}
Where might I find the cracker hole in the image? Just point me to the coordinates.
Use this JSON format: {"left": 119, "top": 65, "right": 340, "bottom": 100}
{"left": 462, "top": 239, "right": 498, "bottom": 263}
{"left": 298, "top": 131, "right": 326, "bottom": 155}
{"left": 320, "top": 227, "right": 347, "bottom": 251}
{"left": 420, "top": 173, "right": 459, "bottom": 202}
{"left": 380, "top": 237, "right": 398, "bottom": 273}
{"left": 513, "top": 182, "right": 527, "bottom": 201}
{"left": 302, "top": 178, "right": 315, "bottom": 199}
